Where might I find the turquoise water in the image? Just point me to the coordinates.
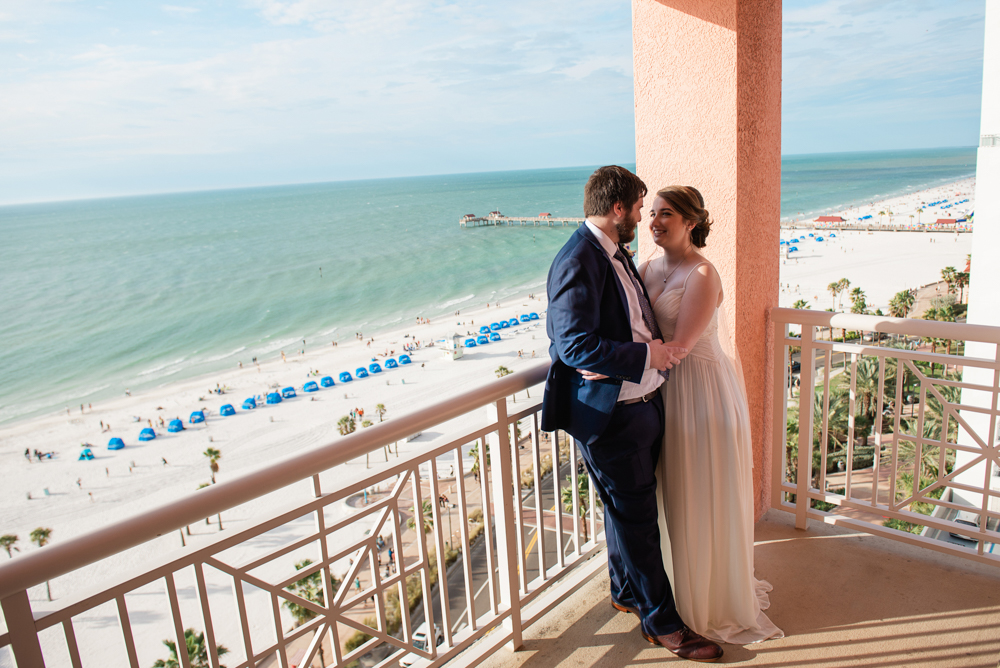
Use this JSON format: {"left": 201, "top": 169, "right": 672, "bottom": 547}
{"left": 0, "top": 148, "right": 979, "bottom": 425}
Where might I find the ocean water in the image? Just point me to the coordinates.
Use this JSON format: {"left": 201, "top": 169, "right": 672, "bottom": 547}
{"left": 0, "top": 148, "right": 978, "bottom": 425}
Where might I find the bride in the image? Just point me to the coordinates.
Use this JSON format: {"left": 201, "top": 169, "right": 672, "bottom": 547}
{"left": 638, "top": 185, "right": 783, "bottom": 645}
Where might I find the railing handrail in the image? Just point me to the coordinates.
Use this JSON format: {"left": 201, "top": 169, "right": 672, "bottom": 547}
{"left": 0, "top": 362, "right": 550, "bottom": 601}
{"left": 771, "top": 307, "right": 1000, "bottom": 344}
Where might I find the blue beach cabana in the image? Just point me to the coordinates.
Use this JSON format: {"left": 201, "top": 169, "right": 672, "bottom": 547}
{"left": 355, "top": 367, "right": 369, "bottom": 378}
{"left": 490, "top": 322, "right": 502, "bottom": 331}
{"left": 190, "top": 410, "right": 205, "bottom": 424}
{"left": 489, "top": 332, "right": 501, "bottom": 341}
{"left": 79, "top": 448, "right": 95, "bottom": 460}
{"left": 242, "top": 397, "right": 257, "bottom": 410}
{"left": 528, "top": 312, "right": 539, "bottom": 321}
{"left": 477, "top": 336, "right": 489, "bottom": 345}
{"left": 281, "top": 387, "right": 296, "bottom": 399}
{"left": 399, "top": 354, "right": 412, "bottom": 364}
{"left": 108, "top": 437, "right": 125, "bottom": 450}
{"left": 508, "top": 318, "right": 519, "bottom": 327}
{"left": 829, "top": 233, "right": 837, "bottom": 237}
{"left": 519, "top": 315, "right": 531, "bottom": 323}
{"left": 479, "top": 326, "right": 491, "bottom": 334}
{"left": 385, "top": 358, "right": 398, "bottom": 369}
{"left": 266, "top": 392, "right": 282, "bottom": 404}
{"left": 303, "top": 381, "right": 319, "bottom": 392}
{"left": 369, "top": 363, "right": 382, "bottom": 374}
{"left": 816, "top": 236, "right": 824, "bottom": 242}
{"left": 499, "top": 320, "right": 510, "bottom": 329}
{"left": 320, "top": 376, "right": 335, "bottom": 387}
{"left": 138, "top": 428, "right": 156, "bottom": 442}
{"left": 465, "top": 338, "right": 477, "bottom": 348}
{"left": 220, "top": 404, "right": 236, "bottom": 416}
{"left": 339, "top": 371, "right": 353, "bottom": 383}
{"left": 168, "top": 419, "right": 184, "bottom": 433}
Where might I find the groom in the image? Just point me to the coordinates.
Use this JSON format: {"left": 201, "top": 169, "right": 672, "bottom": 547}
{"left": 541, "top": 166, "right": 722, "bottom": 662}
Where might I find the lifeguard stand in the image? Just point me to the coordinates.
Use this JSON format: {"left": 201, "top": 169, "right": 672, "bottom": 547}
{"left": 451, "top": 333, "right": 464, "bottom": 360}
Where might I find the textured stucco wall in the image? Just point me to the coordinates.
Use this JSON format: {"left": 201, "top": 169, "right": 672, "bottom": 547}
{"left": 632, "top": 0, "right": 782, "bottom": 520}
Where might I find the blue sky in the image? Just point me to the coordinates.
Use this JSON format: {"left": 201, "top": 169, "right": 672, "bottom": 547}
{"left": 0, "top": 0, "right": 986, "bottom": 204}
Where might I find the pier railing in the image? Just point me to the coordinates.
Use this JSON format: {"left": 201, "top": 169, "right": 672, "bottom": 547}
{"left": 771, "top": 308, "right": 1000, "bottom": 563}
{"left": 0, "top": 362, "right": 607, "bottom": 668}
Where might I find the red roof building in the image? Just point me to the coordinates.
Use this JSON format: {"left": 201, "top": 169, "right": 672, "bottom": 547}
{"left": 815, "top": 216, "right": 845, "bottom": 223}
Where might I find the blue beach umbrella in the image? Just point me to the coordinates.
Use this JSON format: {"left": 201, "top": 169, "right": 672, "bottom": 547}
{"left": 339, "top": 371, "right": 353, "bottom": 383}
{"left": 242, "top": 398, "right": 257, "bottom": 410}
{"left": 303, "top": 381, "right": 319, "bottom": 392}
{"left": 190, "top": 410, "right": 205, "bottom": 424}
{"left": 168, "top": 419, "right": 184, "bottom": 433}
{"left": 519, "top": 315, "right": 530, "bottom": 323}
{"left": 479, "top": 326, "right": 491, "bottom": 334}
{"left": 369, "top": 363, "right": 382, "bottom": 374}
{"left": 385, "top": 358, "right": 398, "bottom": 369}
{"left": 489, "top": 332, "right": 501, "bottom": 341}
{"left": 477, "top": 336, "right": 489, "bottom": 345}
{"left": 398, "top": 354, "right": 412, "bottom": 364}
{"left": 108, "top": 437, "right": 125, "bottom": 450}
{"left": 266, "top": 392, "right": 282, "bottom": 404}
{"left": 356, "top": 367, "right": 369, "bottom": 378}
{"left": 465, "top": 338, "right": 477, "bottom": 348}
{"left": 508, "top": 318, "right": 519, "bottom": 327}
{"left": 320, "top": 376, "right": 335, "bottom": 387}
{"left": 138, "top": 428, "right": 156, "bottom": 442}
{"left": 281, "top": 387, "right": 296, "bottom": 398}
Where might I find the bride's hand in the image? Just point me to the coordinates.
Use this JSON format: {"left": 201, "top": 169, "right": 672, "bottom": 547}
{"left": 576, "top": 368, "right": 608, "bottom": 381}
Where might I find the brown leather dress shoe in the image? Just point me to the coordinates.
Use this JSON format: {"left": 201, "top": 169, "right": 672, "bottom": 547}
{"left": 642, "top": 626, "right": 723, "bottom": 663}
{"left": 611, "top": 600, "right": 640, "bottom": 616}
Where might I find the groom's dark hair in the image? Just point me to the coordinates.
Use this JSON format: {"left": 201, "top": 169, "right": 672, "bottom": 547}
{"left": 584, "top": 166, "right": 647, "bottom": 218}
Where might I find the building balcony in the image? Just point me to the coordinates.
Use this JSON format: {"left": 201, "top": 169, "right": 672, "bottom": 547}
{"left": 2, "top": 308, "right": 999, "bottom": 668}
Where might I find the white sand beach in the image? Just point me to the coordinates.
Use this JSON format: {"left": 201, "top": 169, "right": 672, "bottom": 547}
{"left": 0, "top": 177, "right": 977, "bottom": 665}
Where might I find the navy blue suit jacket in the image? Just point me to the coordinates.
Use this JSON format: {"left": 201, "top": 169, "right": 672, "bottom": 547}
{"left": 541, "top": 225, "right": 652, "bottom": 445}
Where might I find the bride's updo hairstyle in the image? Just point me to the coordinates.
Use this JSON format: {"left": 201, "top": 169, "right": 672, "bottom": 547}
{"left": 656, "top": 185, "right": 712, "bottom": 248}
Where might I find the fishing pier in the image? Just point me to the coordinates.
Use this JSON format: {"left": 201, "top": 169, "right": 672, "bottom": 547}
{"left": 460, "top": 211, "right": 585, "bottom": 228}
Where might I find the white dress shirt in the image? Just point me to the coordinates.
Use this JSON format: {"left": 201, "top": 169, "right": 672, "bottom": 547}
{"left": 585, "top": 221, "right": 665, "bottom": 400}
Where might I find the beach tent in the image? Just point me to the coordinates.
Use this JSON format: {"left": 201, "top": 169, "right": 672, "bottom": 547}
{"left": 399, "top": 354, "right": 412, "bottom": 364}
{"left": 339, "top": 372, "right": 353, "bottom": 383}
{"left": 808, "top": 233, "right": 814, "bottom": 237}
{"left": 242, "top": 398, "right": 257, "bottom": 410}
{"left": 499, "top": 320, "right": 510, "bottom": 329}
{"left": 816, "top": 237, "right": 824, "bottom": 242}
{"left": 168, "top": 419, "right": 184, "bottom": 433}
{"left": 369, "top": 363, "right": 382, "bottom": 374}
{"left": 281, "top": 387, "right": 296, "bottom": 398}
{"left": 788, "top": 246, "right": 799, "bottom": 253}
{"left": 508, "top": 318, "right": 519, "bottom": 327}
{"left": 829, "top": 233, "right": 837, "bottom": 238}
{"left": 385, "top": 358, "right": 398, "bottom": 369}
{"left": 477, "top": 336, "right": 489, "bottom": 345}
{"left": 190, "top": 410, "right": 206, "bottom": 424}
{"left": 528, "top": 313, "right": 539, "bottom": 320}
{"left": 79, "top": 448, "right": 95, "bottom": 460}
{"left": 321, "top": 376, "right": 335, "bottom": 387}
{"left": 490, "top": 323, "right": 502, "bottom": 331}
{"left": 138, "top": 428, "right": 156, "bottom": 442}
{"left": 108, "top": 438, "right": 125, "bottom": 450}
{"left": 303, "top": 381, "right": 319, "bottom": 393}
{"left": 266, "top": 392, "right": 282, "bottom": 404}
{"left": 465, "top": 338, "right": 477, "bottom": 348}
{"left": 519, "top": 315, "right": 531, "bottom": 323}
{"left": 779, "top": 240, "right": 786, "bottom": 245}
{"left": 489, "top": 332, "right": 501, "bottom": 342}
{"left": 220, "top": 404, "right": 236, "bottom": 416}
{"left": 356, "top": 367, "right": 369, "bottom": 378}
{"left": 479, "top": 326, "right": 491, "bottom": 334}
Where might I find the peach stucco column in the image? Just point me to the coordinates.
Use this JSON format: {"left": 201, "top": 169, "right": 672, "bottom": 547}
{"left": 632, "top": 0, "right": 782, "bottom": 520}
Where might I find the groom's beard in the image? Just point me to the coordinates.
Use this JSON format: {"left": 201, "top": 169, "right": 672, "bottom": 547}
{"left": 615, "top": 212, "right": 639, "bottom": 244}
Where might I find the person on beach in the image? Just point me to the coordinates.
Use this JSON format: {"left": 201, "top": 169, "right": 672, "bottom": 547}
{"left": 541, "top": 166, "right": 721, "bottom": 662}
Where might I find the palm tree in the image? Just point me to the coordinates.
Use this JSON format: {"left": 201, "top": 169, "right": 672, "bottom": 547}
{"left": 1, "top": 534, "right": 19, "bottom": 558}
{"left": 877, "top": 210, "right": 885, "bottom": 225}
{"left": 827, "top": 281, "right": 840, "bottom": 310}
{"left": 917, "top": 207, "right": 924, "bottom": 225}
{"left": 469, "top": 440, "right": 489, "bottom": 481}
{"left": 792, "top": 299, "right": 809, "bottom": 310}
{"left": 337, "top": 415, "right": 356, "bottom": 436}
{"left": 955, "top": 271, "right": 969, "bottom": 303}
{"left": 837, "top": 278, "right": 851, "bottom": 310}
{"left": 283, "top": 559, "right": 337, "bottom": 663}
{"left": 407, "top": 499, "right": 434, "bottom": 534}
{"left": 203, "top": 448, "right": 221, "bottom": 483}
{"left": 495, "top": 365, "right": 516, "bottom": 402}
{"left": 941, "top": 266, "right": 957, "bottom": 296}
{"left": 375, "top": 403, "right": 387, "bottom": 422}
{"left": 849, "top": 287, "right": 867, "bottom": 315}
{"left": 153, "top": 628, "right": 229, "bottom": 668}
{"left": 560, "top": 473, "right": 599, "bottom": 543}
{"left": 30, "top": 528, "right": 52, "bottom": 600}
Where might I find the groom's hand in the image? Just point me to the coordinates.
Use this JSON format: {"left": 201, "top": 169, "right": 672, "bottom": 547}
{"left": 649, "top": 340, "right": 684, "bottom": 371}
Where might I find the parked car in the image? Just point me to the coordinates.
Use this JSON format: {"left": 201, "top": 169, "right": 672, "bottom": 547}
{"left": 399, "top": 622, "right": 444, "bottom": 667}
{"left": 949, "top": 511, "right": 980, "bottom": 541}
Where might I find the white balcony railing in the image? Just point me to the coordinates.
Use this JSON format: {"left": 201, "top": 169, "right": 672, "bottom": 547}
{"left": 1, "top": 362, "right": 607, "bottom": 668}
{"left": 771, "top": 308, "right": 1000, "bottom": 563}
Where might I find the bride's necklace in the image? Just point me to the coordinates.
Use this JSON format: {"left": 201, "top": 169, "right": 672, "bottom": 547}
{"left": 660, "top": 245, "right": 693, "bottom": 284}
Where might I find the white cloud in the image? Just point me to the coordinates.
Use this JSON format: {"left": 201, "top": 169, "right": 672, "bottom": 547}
{"left": 162, "top": 5, "right": 201, "bottom": 15}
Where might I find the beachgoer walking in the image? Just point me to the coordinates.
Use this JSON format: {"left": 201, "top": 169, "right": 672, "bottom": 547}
{"left": 76, "top": 478, "right": 82, "bottom": 488}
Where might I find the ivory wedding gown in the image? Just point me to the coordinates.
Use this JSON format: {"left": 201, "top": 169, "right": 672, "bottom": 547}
{"left": 652, "top": 263, "right": 783, "bottom": 645}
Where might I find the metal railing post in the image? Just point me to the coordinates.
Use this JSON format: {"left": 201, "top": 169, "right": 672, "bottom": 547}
{"left": 2, "top": 590, "right": 45, "bottom": 667}
{"left": 486, "top": 398, "right": 524, "bottom": 651}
